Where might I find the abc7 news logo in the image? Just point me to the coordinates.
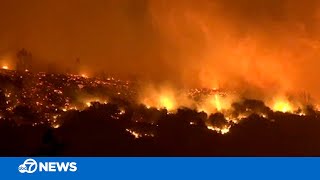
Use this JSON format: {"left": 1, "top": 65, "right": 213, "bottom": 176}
{"left": 18, "top": 159, "right": 37, "bottom": 174}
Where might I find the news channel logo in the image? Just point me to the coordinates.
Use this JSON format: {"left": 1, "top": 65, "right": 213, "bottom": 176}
{"left": 18, "top": 158, "right": 77, "bottom": 174}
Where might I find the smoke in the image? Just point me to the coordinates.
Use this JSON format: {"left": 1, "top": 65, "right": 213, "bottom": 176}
{"left": 148, "top": 0, "right": 320, "bottom": 101}
{"left": 1, "top": 0, "right": 320, "bottom": 100}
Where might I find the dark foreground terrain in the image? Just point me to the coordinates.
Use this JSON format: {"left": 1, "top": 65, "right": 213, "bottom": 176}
{"left": 1, "top": 104, "right": 320, "bottom": 156}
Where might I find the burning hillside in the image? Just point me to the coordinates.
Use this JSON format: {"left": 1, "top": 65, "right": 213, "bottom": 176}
{"left": 0, "top": 68, "right": 317, "bottom": 124}
{"left": 1, "top": 0, "right": 320, "bottom": 156}
{"left": 0, "top": 68, "right": 319, "bottom": 153}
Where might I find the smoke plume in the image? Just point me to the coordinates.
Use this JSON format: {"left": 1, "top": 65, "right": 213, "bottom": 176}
{"left": 1, "top": 0, "right": 320, "bottom": 100}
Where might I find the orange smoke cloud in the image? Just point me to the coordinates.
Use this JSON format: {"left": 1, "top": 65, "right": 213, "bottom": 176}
{"left": 148, "top": 0, "right": 320, "bottom": 102}
{"left": 1, "top": 0, "right": 320, "bottom": 103}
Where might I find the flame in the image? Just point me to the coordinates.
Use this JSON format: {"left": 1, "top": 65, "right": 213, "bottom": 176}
{"left": 207, "top": 125, "right": 230, "bottom": 135}
{"left": 119, "top": 108, "right": 125, "bottom": 115}
{"left": 272, "top": 99, "right": 293, "bottom": 113}
{"left": 213, "top": 94, "right": 222, "bottom": 111}
{"left": 2, "top": 65, "right": 8, "bottom": 70}
{"left": 140, "top": 86, "right": 177, "bottom": 111}
{"left": 83, "top": 99, "right": 108, "bottom": 108}
{"left": 159, "top": 95, "right": 175, "bottom": 111}
{"left": 51, "top": 124, "right": 61, "bottom": 129}
{"left": 86, "top": 102, "right": 91, "bottom": 107}
{"left": 198, "top": 94, "right": 236, "bottom": 114}
{"left": 220, "top": 127, "right": 230, "bottom": 135}
{"left": 126, "top": 129, "right": 141, "bottom": 139}
{"left": 81, "top": 73, "right": 88, "bottom": 78}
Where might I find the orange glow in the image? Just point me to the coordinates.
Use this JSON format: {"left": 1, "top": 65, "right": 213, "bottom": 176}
{"left": 126, "top": 129, "right": 141, "bottom": 139}
{"left": 2, "top": 65, "right": 8, "bottom": 70}
{"left": 119, "top": 108, "right": 125, "bottom": 115}
{"left": 220, "top": 127, "right": 230, "bottom": 135}
{"left": 51, "top": 124, "right": 61, "bottom": 129}
{"left": 198, "top": 94, "right": 236, "bottom": 114}
{"left": 140, "top": 86, "right": 178, "bottom": 112}
{"left": 84, "top": 99, "right": 108, "bottom": 108}
{"left": 81, "top": 73, "right": 88, "bottom": 78}
{"left": 207, "top": 125, "right": 231, "bottom": 135}
{"left": 86, "top": 102, "right": 91, "bottom": 107}
{"left": 213, "top": 94, "right": 222, "bottom": 111}
{"left": 159, "top": 95, "right": 175, "bottom": 111}
{"left": 272, "top": 99, "right": 293, "bottom": 113}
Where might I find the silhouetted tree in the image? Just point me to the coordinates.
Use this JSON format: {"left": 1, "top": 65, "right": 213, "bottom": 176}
{"left": 16, "top": 48, "right": 32, "bottom": 71}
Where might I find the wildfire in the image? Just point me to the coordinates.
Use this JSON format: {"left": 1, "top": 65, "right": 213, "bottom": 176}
{"left": 207, "top": 125, "right": 231, "bottom": 135}
{"left": 126, "top": 129, "right": 141, "bottom": 139}
{"left": 213, "top": 94, "right": 222, "bottom": 111}
{"left": 51, "top": 124, "right": 61, "bottom": 129}
{"left": 220, "top": 127, "right": 230, "bottom": 134}
{"left": 86, "top": 102, "right": 91, "bottom": 107}
{"left": 81, "top": 73, "right": 88, "bottom": 78}
{"left": 2, "top": 65, "right": 9, "bottom": 70}
{"left": 83, "top": 99, "right": 108, "bottom": 108}
{"left": 272, "top": 99, "right": 293, "bottom": 113}
{"left": 119, "top": 108, "right": 125, "bottom": 115}
{"left": 198, "top": 93, "right": 235, "bottom": 114}
{"left": 140, "top": 87, "right": 177, "bottom": 112}
{"left": 159, "top": 95, "right": 175, "bottom": 111}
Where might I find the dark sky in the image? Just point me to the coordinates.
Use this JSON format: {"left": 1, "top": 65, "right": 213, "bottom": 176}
{"left": 1, "top": 0, "right": 320, "bottom": 99}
